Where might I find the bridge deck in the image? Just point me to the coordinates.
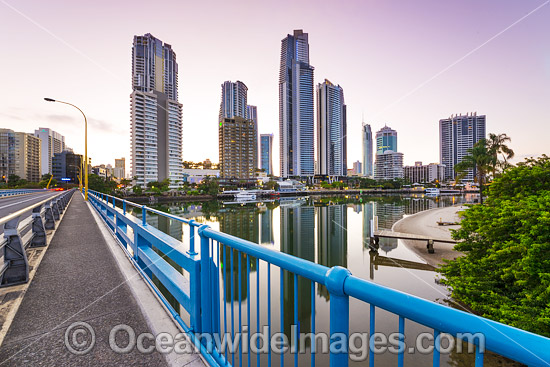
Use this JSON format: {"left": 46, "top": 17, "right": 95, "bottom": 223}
{"left": 374, "top": 229, "right": 457, "bottom": 244}
{"left": 0, "top": 194, "right": 193, "bottom": 366}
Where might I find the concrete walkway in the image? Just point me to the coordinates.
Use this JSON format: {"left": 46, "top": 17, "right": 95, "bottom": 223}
{"left": 0, "top": 194, "right": 169, "bottom": 366}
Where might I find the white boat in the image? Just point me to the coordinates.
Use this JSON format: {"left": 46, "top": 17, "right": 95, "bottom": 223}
{"left": 234, "top": 191, "right": 256, "bottom": 201}
{"left": 425, "top": 188, "right": 440, "bottom": 196}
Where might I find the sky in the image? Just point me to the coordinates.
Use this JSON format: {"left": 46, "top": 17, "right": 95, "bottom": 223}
{"left": 1, "top": 0, "right": 549, "bottom": 176}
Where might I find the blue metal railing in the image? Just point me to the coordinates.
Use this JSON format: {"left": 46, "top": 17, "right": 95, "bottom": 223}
{"left": 87, "top": 190, "right": 550, "bottom": 367}
{"left": 0, "top": 189, "right": 43, "bottom": 198}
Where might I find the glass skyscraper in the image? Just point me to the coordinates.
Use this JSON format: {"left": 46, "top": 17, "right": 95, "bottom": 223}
{"left": 316, "top": 79, "right": 347, "bottom": 177}
{"left": 260, "top": 134, "right": 273, "bottom": 175}
{"left": 279, "top": 30, "right": 315, "bottom": 178}
{"left": 375, "top": 125, "right": 398, "bottom": 154}
{"left": 362, "top": 123, "right": 373, "bottom": 177}
{"left": 131, "top": 33, "right": 183, "bottom": 188}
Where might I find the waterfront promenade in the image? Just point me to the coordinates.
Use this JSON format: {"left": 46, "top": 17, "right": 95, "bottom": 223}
{"left": 393, "top": 205, "right": 467, "bottom": 266}
{"left": 0, "top": 193, "right": 204, "bottom": 366}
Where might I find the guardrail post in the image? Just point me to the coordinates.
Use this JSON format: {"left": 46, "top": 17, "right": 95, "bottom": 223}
{"left": 326, "top": 266, "right": 351, "bottom": 367}
{"left": 30, "top": 204, "right": 47, "bottom": 247}
{"left": 44, "top": 201, "right": 55, "bottom": 229}
{"left": 56, "top": 198, "right": 64, "bottom": 214}
{"left": 0, "top": 215, "right": 29, "bottom": 287}
{"left": 52, "top": 199, "right": 60, "bottom": 221}
{"left": 198, "top": 224, "right": 211, "bottom": 336}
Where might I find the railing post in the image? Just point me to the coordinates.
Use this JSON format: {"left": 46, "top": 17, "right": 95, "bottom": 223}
{"left": 123, "top": 199, "right": 126, "bottom": 215}
{"left": 198, "top": 224, "right": 211, "bottom": 336}
{"left": 326, "top": 266, "right": 351, "bottom": 367}
{"left": 188, "top": 220, "right": 198, "bottom": 256}
{"left": 30, "top": 204, "right": 47, "bottom": 247}
{"left": 142, "top": 206, "right": 147, "bottom": 226}
{"left": 0, "top": 215, "right": 29, "bottom": 287}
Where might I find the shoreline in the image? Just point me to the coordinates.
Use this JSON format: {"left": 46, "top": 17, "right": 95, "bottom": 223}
{"left": 392, "top": 205, "right": 467, "bottom": 267}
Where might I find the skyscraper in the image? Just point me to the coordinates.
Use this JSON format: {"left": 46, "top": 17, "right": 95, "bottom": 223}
{"left": 316, "top": 79, "right": 347, "bottom": 177}
{"left": 375, "top": 125, "right": 397, "bottom": 154}
{"left": 14, "top": 132, "right": 41, "bottom": 182}
{"left": 279, "top": 30, "right": 315, "bottom": 178}
{"left": 219, "top": 81, "right": 257, "bottom": 179}
{"left": 34, "top": 128, "right": 65, "bottom": 176}
{"left": 439, "top": 113, "right": 486, "bottom": 181}
{"left": 260, "top": 134, "right": 273, "bottom": 175}
{"left": 130, "top": 33, "right": 183, "bottom": 188}
{"left": 220, "top": 81, "right": 248, "bottom": 120}
{"left": 374, "top": 125, "right": 403, "bottom": 180}
{"left": 0, "top": 129, "right": 15, "bottom": 181}
{"left": 114, "top": 158, "right": 126, "bottom": 179}
{"left": 246, "top": 105, "right": 257, "bottom": 124}
{"left": 362, "top": 123, "right": 373, "bottom": 177}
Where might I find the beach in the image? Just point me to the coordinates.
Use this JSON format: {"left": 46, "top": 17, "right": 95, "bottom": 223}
{"left": 392, "top": 205, "right": 467, "bottom": 267}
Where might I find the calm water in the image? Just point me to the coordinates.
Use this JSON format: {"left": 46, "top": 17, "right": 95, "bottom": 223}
{"left": 129, "top": 194, "right": 516, "bottom": 367}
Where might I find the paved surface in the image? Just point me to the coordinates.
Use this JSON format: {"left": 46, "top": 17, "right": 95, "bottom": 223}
{"left": 0, "top": 194, "right": 168, "bottom": 366}
{"left": 393, "top": 205, "right": 467, "bottom": 267}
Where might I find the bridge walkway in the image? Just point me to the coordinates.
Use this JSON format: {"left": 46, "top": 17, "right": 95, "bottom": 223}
{"left": 0, "top": 193, "right": 199, "bottom": 366}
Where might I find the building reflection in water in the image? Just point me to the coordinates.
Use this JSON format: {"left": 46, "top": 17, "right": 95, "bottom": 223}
{"left": 317, "top": 203, "right": 347, "bottom": 300}
{"left": 259, "top": 206, "right": 274, "bottom": 245}
{"left": 280, "top": 200, "right": 315, "bottom": 342}
{"left": 219, "top": 207, "right": 259, "bottom": 301}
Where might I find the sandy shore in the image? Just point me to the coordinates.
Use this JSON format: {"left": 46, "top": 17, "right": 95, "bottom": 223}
{"left": 392, "top": 205, "right": 467, "bottom": 267}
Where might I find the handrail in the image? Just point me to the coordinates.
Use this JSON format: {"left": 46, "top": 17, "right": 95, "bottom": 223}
{"left": 0, "top": 191, "right": 67, "bottom": 226}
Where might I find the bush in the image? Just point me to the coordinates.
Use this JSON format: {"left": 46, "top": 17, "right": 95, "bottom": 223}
{"left": 439, "top": 156, "right": 550, "bottom": 336}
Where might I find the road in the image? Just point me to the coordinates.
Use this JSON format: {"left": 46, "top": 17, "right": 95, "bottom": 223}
{"left": 0, "top": 191, "right": 62, "bottom": 235}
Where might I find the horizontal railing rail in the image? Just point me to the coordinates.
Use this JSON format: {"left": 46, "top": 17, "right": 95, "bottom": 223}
{"left": 0, "top": 189, "right": 44, "bottom": 198}
{"left": 87, "top": 189, "right": 550, "bottom": 367}
{"left": 0, "top": 189, "right": 75, "bottom": 287}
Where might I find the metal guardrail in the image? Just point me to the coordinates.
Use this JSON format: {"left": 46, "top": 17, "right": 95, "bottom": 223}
{"left": 88, "top": 189, "right": 550, "bottom": 367}
{"left": 0, "top": 189, "right": 75, "bottom": 287}
{"left": 0, "top": 189, "right": 43, "bottom": 198}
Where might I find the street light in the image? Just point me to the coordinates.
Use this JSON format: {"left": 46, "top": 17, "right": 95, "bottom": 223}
{"left": 44, "top": 98, "right": 88, "bottom": 201}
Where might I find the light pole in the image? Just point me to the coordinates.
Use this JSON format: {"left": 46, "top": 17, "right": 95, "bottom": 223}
{"left": 44, "top": 98, "right": 88, "bottom": 201}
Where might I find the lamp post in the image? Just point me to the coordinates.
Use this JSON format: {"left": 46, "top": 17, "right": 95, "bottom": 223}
{"left": 44, "top": 98, "right": 88, "bottom": 201}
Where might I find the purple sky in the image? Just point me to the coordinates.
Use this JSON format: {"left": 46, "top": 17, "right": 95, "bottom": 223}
{"left": 1, "top": 0, "right": 549, "bottom": 175}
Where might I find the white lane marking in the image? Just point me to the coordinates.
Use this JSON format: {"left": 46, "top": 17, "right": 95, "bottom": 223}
{"left": 0, "top": 192, "right": 56, "bottom": 211}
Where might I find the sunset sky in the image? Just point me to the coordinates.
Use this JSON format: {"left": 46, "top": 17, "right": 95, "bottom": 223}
{"left": 1, "top": 0, "right": 548, "bottom": 175}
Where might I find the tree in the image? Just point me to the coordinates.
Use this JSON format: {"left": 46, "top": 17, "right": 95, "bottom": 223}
{"left": 454, "top": 139, "right": 493, "bottom": 204}
{"left": 439, "top": 156, "right": 550, "bottom": 337}
{"left": 486, "top": 133, "right": 514, "bottom": 178}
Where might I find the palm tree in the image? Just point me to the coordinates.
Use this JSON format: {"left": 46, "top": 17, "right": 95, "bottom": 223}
{"left": 455, "top": 139, "right": 492, "bottom": 204}
{"left": 486, "top": 133, "right": 514, "bottom": 177}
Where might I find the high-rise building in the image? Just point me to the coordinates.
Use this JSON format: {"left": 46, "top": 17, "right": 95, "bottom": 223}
{"left": 376, "top": 125, "right": 397, "bottom": 154}
{"left": 260, "top": 134, "right": 273, "bottom": 175}
{"left": 439, "top": 113, "right": 486, "bottom": 181}
{"left": 316, "top": 79, "right": 347, "bottom": 177}
{"left": 220, "top": 81, "right": 248, "bottom": 120}
{"left": 247, "top": 105, "right": 257, "bottom": 124}
{"left": 362, "top": 124, "right": 373, "bottom": 177}
{"left": 52, "top": 150, "right": 82, "bottom": 184}
{"left": 374, "top": 150, "right": 404, "bottom": 180}
{"left": 219, "top": 117, "right": 257, "bottom": 179}
{"left": 34, "top": 128, "right": 65, "bottom": 176}
{"left": 352, "top": 161, "right": 362, "bottom": 176}
{"left": 130, "top": 33, "right": 183, "bottom": 188}
{"left": 404, "top": 161, "right": 445, "bottom": 184}
{"left": 218, "top": 80, "right": 257, "bottom": 179}
{"left": 279, "top": 30, "right": 315, "bottom": 178}
{"left": 114, "top": 158, "right": 126, "bottom": 179}
{"left": 0, "top": 129, "right": 16, "bottom": 182}
{"left": 14, "top": 132, "right": 41, "bottom": 182}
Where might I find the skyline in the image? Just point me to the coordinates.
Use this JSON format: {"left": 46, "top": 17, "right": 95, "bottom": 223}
{"left": 1, "top": 0, "right": 549, "bottom": 176}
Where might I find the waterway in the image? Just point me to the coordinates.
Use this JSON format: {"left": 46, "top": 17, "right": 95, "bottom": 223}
{"left": 129, "top": 194, "right": 518, "bottom": 367}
